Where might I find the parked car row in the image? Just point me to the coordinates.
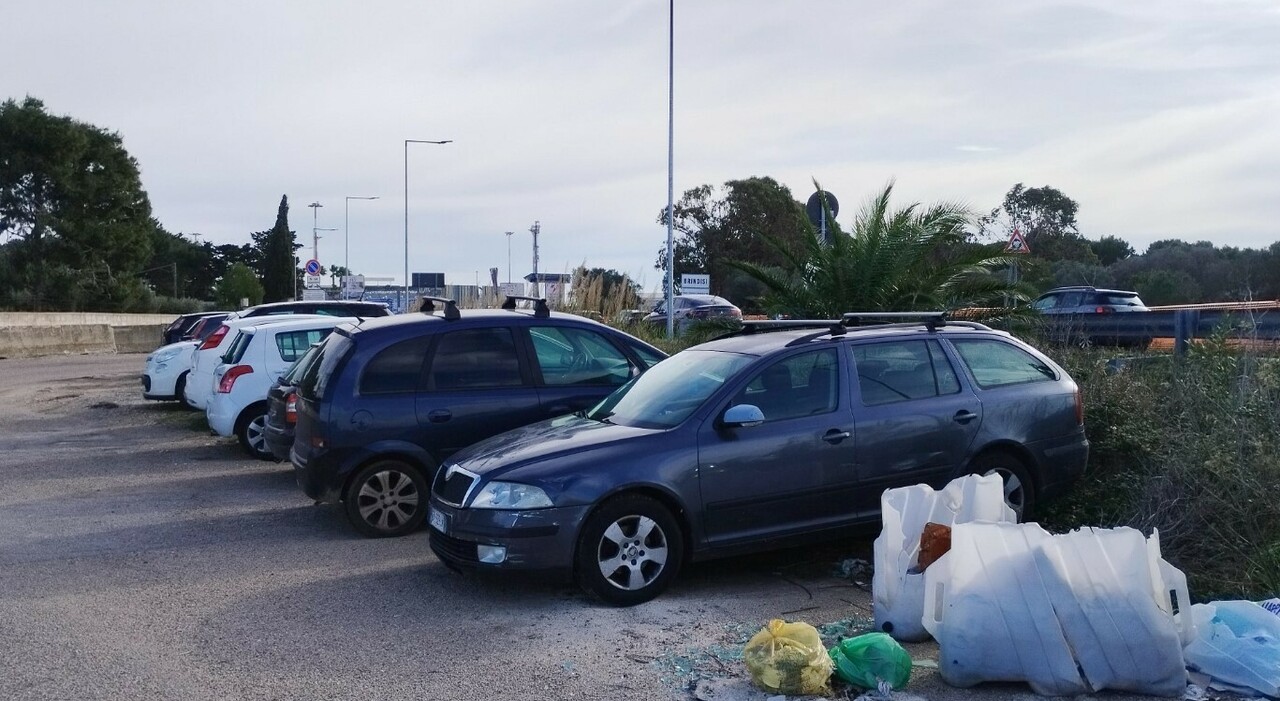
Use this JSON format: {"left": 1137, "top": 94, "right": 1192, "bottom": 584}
{"left": 146, "top": 300, "right": 1088, "bottom": 606}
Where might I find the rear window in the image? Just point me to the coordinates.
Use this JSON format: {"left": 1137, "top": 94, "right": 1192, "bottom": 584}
{"left": 1096, "top": 293, "right": 1144, "bottom": 307}
{"left": 951, "top": 339, "right": 1057, "bottom": 389}
{"left": 300, "top": 334, "right": 354, "bottom": 400}
{"left": 283, "top": 343, "right": 323, "bottom": 385}
{"left": 223, "top": 331, "right": 254, "bottom": 364}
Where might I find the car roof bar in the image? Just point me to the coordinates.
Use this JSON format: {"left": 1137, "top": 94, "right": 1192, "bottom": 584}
{"left": 419, "top": 296, "right": 461, "bottom": 320}
{"left": 842, "top": 311, "right": 948, "bottom": 330}
{"left": 501, "top": 295, "right": 551, "bottom": 318}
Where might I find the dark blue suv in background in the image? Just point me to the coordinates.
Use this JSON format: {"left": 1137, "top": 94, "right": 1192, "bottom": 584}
{"left": 291, "top": 298, "right": 667, "bottom": 537}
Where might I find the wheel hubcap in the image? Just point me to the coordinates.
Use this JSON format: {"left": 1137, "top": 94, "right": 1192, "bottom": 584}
{"left": 246, "top": 416, "right": 267, "bottom": 453}
{"left": 596, "top": 515, "right": 669, "bottom": 591}
{"left": 356, "top": 470, "right": 419, "bottom": 531}
{"left": 986, "top": 468, "right": 1025, "bottom": 518}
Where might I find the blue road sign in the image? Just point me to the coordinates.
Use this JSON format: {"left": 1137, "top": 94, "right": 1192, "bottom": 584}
{"left": 304, "top": 259, "right": 321, "bottom": 275}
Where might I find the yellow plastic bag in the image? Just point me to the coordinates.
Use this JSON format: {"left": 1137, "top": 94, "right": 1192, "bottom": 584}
{"left": 743, "top": 619, "right": 833, "bottom": 696}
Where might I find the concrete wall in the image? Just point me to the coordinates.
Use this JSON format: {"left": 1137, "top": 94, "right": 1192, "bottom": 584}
{"left": 0, "top": 317, "right": 169, "bottom": 359}
{"left": 0, "top": 312, "right": 177, "bottom": 327}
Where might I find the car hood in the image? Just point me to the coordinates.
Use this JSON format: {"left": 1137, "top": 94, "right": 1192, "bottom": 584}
{"left": 450, "top": 414, "right": 657, "bottom": 477}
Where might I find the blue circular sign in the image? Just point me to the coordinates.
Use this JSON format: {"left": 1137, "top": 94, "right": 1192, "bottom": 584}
{"left": 305, "top": 259, "right": 321, "bottom": 275}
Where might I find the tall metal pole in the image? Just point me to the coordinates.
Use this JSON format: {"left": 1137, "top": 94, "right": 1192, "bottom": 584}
{"left": 308, "top": 202, "right": 322, "bottom": 264}
{"left": 529, "top": 221, "right": 541, "bottom": 297}
{"left": 505, "top": 231, "right": 514, "bottom": 285}
{"left": 404, "top": 139, "right": 452, "bottom": 312}
{"left": 344, "top": 196, "right": 378, "bottom": 299}
{"left": 664, "top": 0, "right": 676, "bottom": 338}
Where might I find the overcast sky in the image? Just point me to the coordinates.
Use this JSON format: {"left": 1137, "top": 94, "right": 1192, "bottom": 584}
{"left": 5, "top": 0, "right": 1279, "bottom": 290}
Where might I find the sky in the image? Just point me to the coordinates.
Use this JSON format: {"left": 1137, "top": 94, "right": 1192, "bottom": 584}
{"left": 5, "top": 0, "right": 1279, "bottom": 291}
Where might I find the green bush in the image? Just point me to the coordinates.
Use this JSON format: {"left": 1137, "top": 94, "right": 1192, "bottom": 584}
{"left": 1042, "top": 337, "right": 1280, "bottom": 599}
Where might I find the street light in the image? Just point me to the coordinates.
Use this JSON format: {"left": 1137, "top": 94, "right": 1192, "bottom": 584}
{"left": 404, "top": 139, "right": 452, "bottom": 312}
{"left": 504, "top": 231, "right": 514, "bottom": 285}
{"left": 664, "top": 0, "right": 675, "bottom": 338}
{"left": 345, "top": 195, "right": 379, "bottom": 299}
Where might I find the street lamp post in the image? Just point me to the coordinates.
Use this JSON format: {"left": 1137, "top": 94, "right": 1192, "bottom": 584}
{"left": 344, "top": 196, "right": 379, "bottom": 299}
{"left": 664, "top": 0, "right": 676, "bottom": 338}
{"left": 404, "top": 139, "right": 452, "bottom": 312}
{"left": 504, "top": 231, "right": 514, "bottom": 285}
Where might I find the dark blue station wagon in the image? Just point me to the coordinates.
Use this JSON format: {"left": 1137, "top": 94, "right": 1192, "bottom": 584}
{"left": 291, "top": 300, "right": 667, "bottom": 537}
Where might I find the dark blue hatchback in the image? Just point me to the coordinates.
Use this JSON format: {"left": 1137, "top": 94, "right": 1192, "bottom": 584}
{"left": 290, "top": 299, "right": 667, "bottom": 537}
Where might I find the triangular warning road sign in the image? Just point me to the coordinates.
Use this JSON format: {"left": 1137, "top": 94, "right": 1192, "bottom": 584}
{"left": 1006, "top": 228, "right": 1030, "bottom": 254}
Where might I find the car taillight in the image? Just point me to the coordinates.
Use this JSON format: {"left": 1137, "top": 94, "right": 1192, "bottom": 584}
{"left": 1095, "top": 306, "right": 1110, "bottom": 314}
{"left": 285, "top": 392, "right": 297, "bottom": 424}
{"left": 1074, "top": 387, "right": 1084, "bottom": 425}
{"left": 217, "top": 365, "right": 253, "bottom": 393}
{"left": 200, "top": 325, "right": 228, "bottom": 350}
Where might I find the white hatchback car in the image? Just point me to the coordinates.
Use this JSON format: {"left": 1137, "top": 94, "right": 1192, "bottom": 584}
{"left": 184, "top": 315, "right": 327, "bottom": 411}
{"left": 142, "top": 340, "right": 200, "bottom": 400}
{"left": 206, "top": 317, "right": 357, "bottom": 459}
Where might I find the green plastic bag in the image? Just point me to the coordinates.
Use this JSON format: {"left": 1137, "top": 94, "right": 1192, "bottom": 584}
{"left": 829, "top": 632, "right": 912, "bottom": 690}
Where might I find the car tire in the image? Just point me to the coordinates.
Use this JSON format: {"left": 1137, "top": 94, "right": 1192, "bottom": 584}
{"left": 575, "top": 494, "right": 683, "bottom": 606}
{"left": 972, "top": 452, "right": 1037, "bottom": 522}
{"left": 175, "top": 372, "right": 193, "bottom": 410}
{"left": 344, "top": 460, "right": 428, "bottom": 538}
{"left": 235, "top": 404, "right": 274, "bottom": 461}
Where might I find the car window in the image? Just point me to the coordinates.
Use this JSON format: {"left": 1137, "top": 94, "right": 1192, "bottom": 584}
{"left": 360, "top": 337, "right": 430, "bottom": 395}
{"left": 275, "top": 328, "right": 334, "bottom": 363}
{"left": 1031, "top": 295, "right": 1056, "bottom": 311}
{"left": 630, "top": 342, "right": 666, "bottom": 369}
{"left": 223, "top": 331, "right": 254, "bottom": 364}
{"left": 428, "top": 327, "right": 523, "bottom": 390}
{"left": 951, "top": 339, "right": 1057, "bottom": 389}
{"left": 283, "top": 343, "right": 323, "bottom": 385}
{"left": 299, "top": 334, "right": 353, "bottom": 400}
{"left": 1055, "top": 292, "right": 1084, "bottom": 308}
{"left": 529, "top": 326, "right": 634, "bottom": 387}
{"left": 1097, "top": 293, "right": 1143, "bottom": 307}
{"left": 587, "top": 350, "right": 754, "bottom": 430}
{"left": 730, "top": 348, "right": 838, "bottom": 422}
{"left": 853, "top": 340, "right": 960, "bottom": 406}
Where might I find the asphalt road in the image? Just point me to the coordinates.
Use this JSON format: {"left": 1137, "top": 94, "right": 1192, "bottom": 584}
{"left": 0, "top": 352, "right": 896, "bottom": 701}
{"left": 1, "top": 352, "right": 1201, "bottom": 701}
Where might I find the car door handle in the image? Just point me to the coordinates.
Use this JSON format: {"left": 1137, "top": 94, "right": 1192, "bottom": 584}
{"left": 822, "top": 429, "right": 851, "bottom": 444}
{"left": 953, "top": 410, "right": 978, "bottom": 424}
{"left": 427, "top": 409, "right": 453, "bottom": 424}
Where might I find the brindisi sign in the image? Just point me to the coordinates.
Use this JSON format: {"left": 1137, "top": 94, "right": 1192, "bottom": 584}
{"left": 680, "top": 273, "right": 710, "bottom": 295}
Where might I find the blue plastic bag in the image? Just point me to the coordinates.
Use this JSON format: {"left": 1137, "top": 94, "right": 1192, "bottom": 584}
{"left": 1184, "top": 601, "right": 1280, "bottom": 697}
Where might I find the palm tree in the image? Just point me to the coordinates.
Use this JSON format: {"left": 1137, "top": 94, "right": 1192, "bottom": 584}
{"left": 728, "top": 182, "right": 1032, "bottom": 319}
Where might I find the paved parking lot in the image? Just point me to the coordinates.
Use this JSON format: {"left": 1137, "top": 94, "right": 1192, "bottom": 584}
{"left": 0, "top": 353, "right": 889, "bottom": 701}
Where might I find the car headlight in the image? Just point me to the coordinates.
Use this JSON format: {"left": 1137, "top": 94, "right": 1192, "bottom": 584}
{"left": 469, "top": 481, "right": 553, "bottom": 509}
{"left": 154, "top": 348, "right": 183, "bottom": 363}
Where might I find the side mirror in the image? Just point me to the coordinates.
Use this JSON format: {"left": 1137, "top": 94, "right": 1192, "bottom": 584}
{"left": 722, "top": 404, "right": 765, "bottom": 428}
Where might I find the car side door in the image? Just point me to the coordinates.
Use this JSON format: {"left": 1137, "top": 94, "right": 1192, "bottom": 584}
{"left": 849, "top": 339, "right": 982, "bottom": 510}
{"left": 415, "top": 326, "right": 543, "bottom": 462}
{"left": 696, "top": 347, "right": 856, "bottom": 546}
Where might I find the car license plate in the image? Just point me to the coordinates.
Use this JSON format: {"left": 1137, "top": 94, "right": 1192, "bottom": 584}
{"left": 429, "top": 508, "right": 449, "bottom": 534}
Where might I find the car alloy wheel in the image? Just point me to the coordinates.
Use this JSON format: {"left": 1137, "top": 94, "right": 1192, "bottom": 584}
{"left": 576, "top": 494, "right": 683, "bottom": 606}
{"left": 974, "top": 452, "right": 1037, "bottom": 522}
{"left": 344, "top": 460, "right": 427, "bottom": 538}
{"left": 236, "top": 406, "right": 274, "bottom": 461}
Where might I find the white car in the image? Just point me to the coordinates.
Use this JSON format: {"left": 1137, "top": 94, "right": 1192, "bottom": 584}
{"left": 184, "top": 315, "right": 327, "bottom": 411}
{"left": 142, "top": 340, "right": 200, "bottom": 400}
{"left": 206, "top": 317, "right": 357, "bottom": 459}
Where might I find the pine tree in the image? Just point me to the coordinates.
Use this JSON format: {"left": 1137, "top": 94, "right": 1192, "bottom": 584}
{"left": 254, "top": 195, "right": 298, "bottom": 302}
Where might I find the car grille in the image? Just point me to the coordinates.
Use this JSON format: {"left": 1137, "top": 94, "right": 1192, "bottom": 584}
{"left": 141, "top": 375, "right": 151, "bottom": 391}
{"left": 433, "top": 466, "right": 476, "bottom": 506}
{"left": 429, "top": 530, "right": 478, "bottom": 564}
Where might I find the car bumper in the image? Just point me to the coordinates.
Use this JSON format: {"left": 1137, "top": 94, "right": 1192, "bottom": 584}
{"left": 141, "top": 368, "right": 180, "bottom": 400}
{"left": 205, "top": 394, "right": 236, "bottom": 437}
{"left": 292, "top": 445, "right": 344, "bottom": 503}
{"left": 1030, "top": 433, "right": 1089, "bottom": 501}
{"left": 426, "top": 498, "right": 591, "bottom": 574}
{"left": 264, "top": 419, "right": 294, "bottom": 462}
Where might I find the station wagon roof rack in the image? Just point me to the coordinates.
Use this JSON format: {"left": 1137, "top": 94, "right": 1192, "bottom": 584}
{"left": 419, "top": 296, "right": 460, "bottom": 320}
{"left": 501, "top": 295, "right": 550, "bottom": 318}
{"left": 841, "top": 311, "right": 948, "bottom": 330}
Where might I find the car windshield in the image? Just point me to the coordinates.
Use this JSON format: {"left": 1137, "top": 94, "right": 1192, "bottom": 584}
{"left": 585, "top": 350, "right": 754, "bottom": 429}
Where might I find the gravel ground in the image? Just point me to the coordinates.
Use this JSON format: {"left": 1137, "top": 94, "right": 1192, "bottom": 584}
{"left": 0, "top": 353, "right": 1191, "bottom": 701}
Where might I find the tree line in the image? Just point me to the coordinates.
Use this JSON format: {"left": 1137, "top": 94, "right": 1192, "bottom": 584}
{"left": 654, "top": 177, "right": 1280, "bottom": 314}
{"left": 0, "top": 98, "right": 300, "bottom": 312}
